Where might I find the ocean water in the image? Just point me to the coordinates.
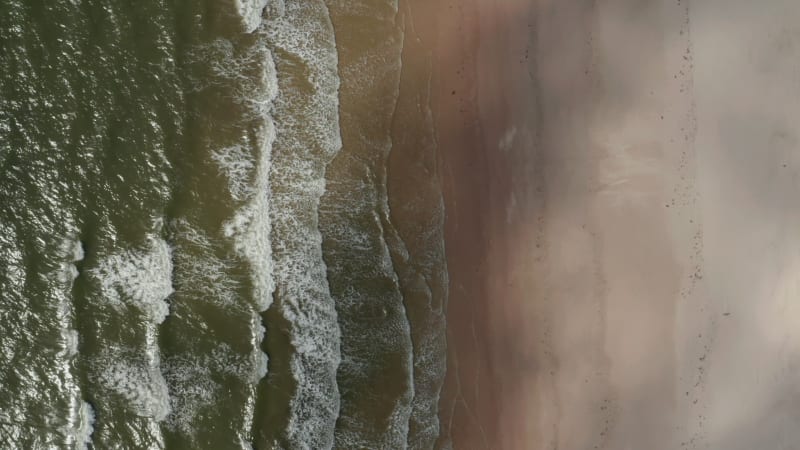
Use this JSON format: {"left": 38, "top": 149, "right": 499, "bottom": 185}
{"left": 0, "top": 0, "right": 447, "bottom": 449}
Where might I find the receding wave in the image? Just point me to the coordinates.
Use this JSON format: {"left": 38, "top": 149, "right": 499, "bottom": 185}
{"left": 322, "top": 1, "right": 418, "bottom": 448}
{"left": 254, "top": 1, "right": 344, "bottom": 448}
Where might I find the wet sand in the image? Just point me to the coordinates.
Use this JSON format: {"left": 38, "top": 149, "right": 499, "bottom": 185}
{"left": 428, "top": 0, "right": 538, "bottom": 447}
{"left": 428, "top": 0, "right": 800, "bottom": 448}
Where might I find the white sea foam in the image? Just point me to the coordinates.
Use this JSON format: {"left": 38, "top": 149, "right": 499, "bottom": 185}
{"left": 93, "top": 319, "right": 171, "bottom": 424}
{"left": 48, "top": 234, "right": 96, "bottom": 450}
{"left": 264, "top": 7, "right": 341, "bottom": 159}
{"left": 63, "top": 328, "right": 79, "bottom": 358}
{"left": 0, "top": 224, "right": 24, "bottom": 290}
{"left": 95, "top": 346, "right": 171, "bottom": 421}
{"left": 212, "top": 144, "right": 256, "bottom": 202}
{"left": 72, "top": 239, "right": 85, "bottom": 262}
{"left": 262, "top": 1, "right": 343, "bottom": 447}
{"left": 196, "top": 34, "right": 280, "bottom": 314}
{"left": 89, "top": 237, "right": 172, "bottom": 424}
{"left": 163, "top": 11, "right": 280, "bottom": 446}
{"left": 170, "top": 219, "right": 238, "bottom": 307}
{"left": 54, "top": 238, "right": 83, "bottom": 359}
{"left": 234, "top": 0, "right": 268, "bottom": 33}
{"left": 222, "top": 119, "right": 277, "bottom": 313}
{"left": 92, "top": 237, "right": 173, "bottom": 324}
{"left": 314, "top": 67, "right": 411, "bottom": 450}
{"left": 187, "top": 35, "right": 276, "bottom": 119}
{"left": 75, "top": 401, "right": 95, "bottom": 449}
{"left": 252, "top": 317, "right": 269, "bottom": 382}
{"left": 60, "top": 395, "right": 93, "bottom": 450}
{"left": 55, "top": 238, "right": 83, "bottom": 284}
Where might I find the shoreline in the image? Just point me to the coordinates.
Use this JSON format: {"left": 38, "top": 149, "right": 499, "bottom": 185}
{"left": 426, "top": 0, "right": 537, "bottom": 447}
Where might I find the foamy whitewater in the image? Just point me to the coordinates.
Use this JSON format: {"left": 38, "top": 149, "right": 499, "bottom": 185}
{"left": 0, "top": 0, "right": 448, "bottom": 448}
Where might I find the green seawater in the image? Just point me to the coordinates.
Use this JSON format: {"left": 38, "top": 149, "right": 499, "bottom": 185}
{"left": 0, "top": 1, "right": 447, "bottom": 449}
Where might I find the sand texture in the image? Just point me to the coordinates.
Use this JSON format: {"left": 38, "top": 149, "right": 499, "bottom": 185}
{"left": 428, "top": 0, "right": 800, "bottom": 448}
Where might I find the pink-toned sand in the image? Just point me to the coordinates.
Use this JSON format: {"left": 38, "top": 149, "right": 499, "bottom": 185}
{"left": 430, "top": 0, "right": 800, "bottom": 449}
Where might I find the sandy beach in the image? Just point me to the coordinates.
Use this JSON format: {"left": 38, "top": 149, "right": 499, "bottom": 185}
{"left": 430, "top": 0, "right": 800, "bottom": 448}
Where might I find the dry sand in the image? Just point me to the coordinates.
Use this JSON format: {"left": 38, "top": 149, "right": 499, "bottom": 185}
{"left": 428, "top": 0, "right": 800, "bottom": 448}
